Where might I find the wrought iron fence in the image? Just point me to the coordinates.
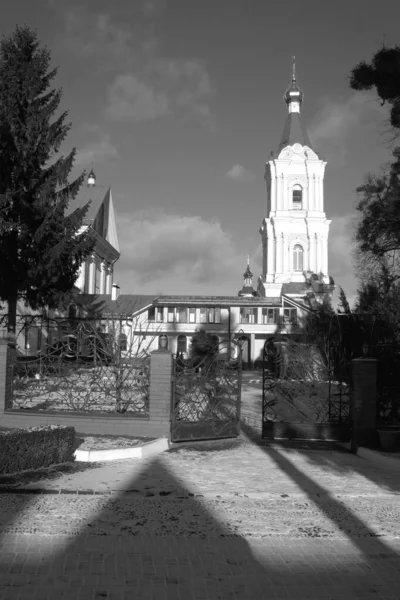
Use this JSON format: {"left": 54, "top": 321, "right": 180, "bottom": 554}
{"left": 262, "top": 336, "right": 350, "bottom": 426}
{"left": 171, "top": 340, "right": 242, "bottom": 441}
{"left": 369, "top": 344, "right": 400, "bottom": 426}
{"left": 1, "top": 314, "right": 150, "bottom": 415}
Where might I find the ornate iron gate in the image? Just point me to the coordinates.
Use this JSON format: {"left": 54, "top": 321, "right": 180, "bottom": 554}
{"left": 171, "top": 340, "right": 242, "bottom": 442}
{"left": 262, "top": 316, "right": 351, "bottom": 441}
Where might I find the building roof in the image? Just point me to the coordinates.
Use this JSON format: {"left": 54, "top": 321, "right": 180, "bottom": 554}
{"left": 76, "top": 294, "right": 158, "bottom": 316}
{"left": 281, "top": 282, "right": 310, "bottom": 295}
{"left": 155, "top": 295, "right": 281, "bottom": 306}
{"left": 65, "top": 185, "right": 111, "bottom": 224}
{"left": 278, "top": 112, "right": 313, "bottom": 153}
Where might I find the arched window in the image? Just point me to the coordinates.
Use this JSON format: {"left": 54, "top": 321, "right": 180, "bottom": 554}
{"left": 293, "top": 244, "right": 304, "bottom": 271}
{"left": 118, "top": 333, "right": 127, "bottom": 352}
{"left": 292, "top": 185, "right": 303, "bottom": 209}
{"left": 177, "top": 335, "right": 187, "bottom": 354}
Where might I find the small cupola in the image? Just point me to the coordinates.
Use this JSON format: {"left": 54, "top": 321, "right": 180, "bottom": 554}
{"left": 283, "top": 56, "right": 304, "bottom": 114}
{"left": 87, "top": 169, "right": 96, "bottom": 187}
{"left": 243, "top": 256, "right": 253, "bottom": 286}
{"left": 238, "top": 256, "right": 258, "bottom": 297}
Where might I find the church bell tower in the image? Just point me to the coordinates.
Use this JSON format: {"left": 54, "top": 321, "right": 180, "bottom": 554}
{"left": 258, "top": 58, "right": 333, "bottom": 298}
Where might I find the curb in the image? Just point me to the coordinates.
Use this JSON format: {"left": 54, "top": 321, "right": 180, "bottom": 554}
{"left": 74, "top": 437, "right": 170, "bottom": 462}
{"left": 336, "top": 442, "right": 400, "bottom": 469}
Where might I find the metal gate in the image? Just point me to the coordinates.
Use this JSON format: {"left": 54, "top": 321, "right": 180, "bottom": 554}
{"left": 170, "top": 340, "right": 242, "bottom": 442}
{"left": 262, "top": 315, "right": 351, "bottom": 441}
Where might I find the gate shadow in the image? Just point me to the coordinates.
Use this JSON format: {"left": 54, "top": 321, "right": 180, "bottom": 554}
{"left": 0, "top": 442, "right": 398, "bottom": 599}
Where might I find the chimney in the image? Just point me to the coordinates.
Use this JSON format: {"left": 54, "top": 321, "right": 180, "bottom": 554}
{"left": 111, "top": 283, "right": 120, "bottom": 301}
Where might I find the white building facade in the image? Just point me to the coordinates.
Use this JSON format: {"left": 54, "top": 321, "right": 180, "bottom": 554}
{"left": 258, "top": 59, "right": 333, "bottom": 298}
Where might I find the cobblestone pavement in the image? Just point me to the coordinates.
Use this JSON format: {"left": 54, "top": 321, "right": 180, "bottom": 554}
{"left": 1, "top": 376, "right": 400, "bottom": 598}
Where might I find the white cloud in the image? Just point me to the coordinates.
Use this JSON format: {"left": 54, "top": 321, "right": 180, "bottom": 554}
{"left": 74, "top": 130, "right": 118, "bottom": 168}
{"left": 113, "top": 210, "right": 245, "bottom": 294}
{"left": 105, "top": 75, "right": 170, "bottom": 123}
{"left": 59, "top": 8, "right": 215, "bottom": 127}
{"left": 106, "top": 59, "right": 214, "bottom": 126}
{"left": 226, "top": 164, "right": 255, "bottom": 182}
{"left": 308, "top": 92, "right": 383, "bottom": 166}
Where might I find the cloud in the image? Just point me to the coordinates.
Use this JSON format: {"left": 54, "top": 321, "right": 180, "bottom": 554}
{"left": 62, "top": 10, "right": 137, "bottom": 69}
{"left": 106, "top": 59, "right": 214, "bottom": 126}
{"left": 113, "top": 210, "right": 244, "bottom": 294}
{"left": 226, "top": 164, "right": 255, "bottom": 182}
{"left": 105, "top": 75, "right": 170, "bottom": 123}
{"left": 308, "top": 92, "right": 383, "bottom": 166}
{"left": 74, "top": 128, "right": 118, "bottom": 169}
{"left": 142, "top": 0, "right": 166, "bottom": 17}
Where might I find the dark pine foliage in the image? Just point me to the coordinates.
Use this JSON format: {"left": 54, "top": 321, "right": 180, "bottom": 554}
{"left": 0, "top": 26, "right": 95, "bottom": 334}
{"left": 350, "top": 45, "right": 400, "bottom": 129}
{"left": 189, "top": 328, "right": 219, "bottom": 364}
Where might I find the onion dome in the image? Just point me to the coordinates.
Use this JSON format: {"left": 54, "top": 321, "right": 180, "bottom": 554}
{"left": 283, "top": 56, "right": 304, "bottom": 109}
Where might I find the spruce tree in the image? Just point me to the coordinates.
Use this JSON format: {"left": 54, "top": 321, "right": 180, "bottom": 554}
{"left": 0, "top": 26, "right": 95, "bottom": 341}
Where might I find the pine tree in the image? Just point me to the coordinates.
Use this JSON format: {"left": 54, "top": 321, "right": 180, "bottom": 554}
{"left": 337, "top": 286, "right": 352, "bottom": 315}
{"left": 0, "top": 26, "right": 95, "bottom": 341}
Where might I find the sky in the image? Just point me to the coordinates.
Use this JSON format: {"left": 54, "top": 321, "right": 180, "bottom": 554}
{"left": 2, "top": 0, "right": 400, "bottom": 307}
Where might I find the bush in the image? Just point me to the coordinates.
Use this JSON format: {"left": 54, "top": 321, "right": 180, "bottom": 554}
{"left": 0, "top": 425, "right": 76, "bottom": 474}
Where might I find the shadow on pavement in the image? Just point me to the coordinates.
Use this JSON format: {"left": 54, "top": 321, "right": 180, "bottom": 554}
{"left": 0, "top": 437, "right": 399, "bottom": 599}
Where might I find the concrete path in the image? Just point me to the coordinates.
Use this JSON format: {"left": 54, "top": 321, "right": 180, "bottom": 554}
{"left": 1, "top": 373, "right": 400, "bottom": 598}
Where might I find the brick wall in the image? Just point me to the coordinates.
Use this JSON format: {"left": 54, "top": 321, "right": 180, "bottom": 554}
{"left": 149, "top": 350, "right": 173, "bottom": 424}
{"left": 0, "top": 341, "right": 172, "bottom": 438}
{"left": 350, "top": 358, "right": 378, "bottom": 447}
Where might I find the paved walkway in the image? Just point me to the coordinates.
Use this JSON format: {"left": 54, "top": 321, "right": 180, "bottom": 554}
{"left": 1, "top": 374, "right": 400, "bottom": 598}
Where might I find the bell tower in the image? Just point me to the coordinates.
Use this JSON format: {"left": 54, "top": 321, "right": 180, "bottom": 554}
{"left": 258, "top": 58, "right": 332, "bottom": 297}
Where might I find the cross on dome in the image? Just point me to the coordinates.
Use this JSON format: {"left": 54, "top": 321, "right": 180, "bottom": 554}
{"left": 283, "top": 56, "right": 304, "bottom": 113}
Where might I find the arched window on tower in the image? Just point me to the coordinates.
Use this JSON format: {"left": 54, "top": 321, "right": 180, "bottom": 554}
{"left": 292, "top": 185, "right": 303, "bottom": 210}
{"left": 293, "top": 244, "right": 304, "bottom": 271}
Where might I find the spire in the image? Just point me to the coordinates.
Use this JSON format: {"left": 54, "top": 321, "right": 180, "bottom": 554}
{"left": 278, "top": 57, "right": 312, "bottom": 152}
{"left": 283, "top": 56, "right": 304, "bottom": 114}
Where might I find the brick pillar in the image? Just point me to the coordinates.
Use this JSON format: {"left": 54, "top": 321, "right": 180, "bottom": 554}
{"left": 0, "top": 339, "right": 14, "bottom": 413}
{"left": 350, "top": 358, "right": 378, "bottom": 449}
{"left": 149, "top": 350, "right": 173, "bottom": 432}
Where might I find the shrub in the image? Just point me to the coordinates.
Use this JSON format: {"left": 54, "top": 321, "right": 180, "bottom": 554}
{"left": 0, "top": 425, "right": 76, "bottom": 474}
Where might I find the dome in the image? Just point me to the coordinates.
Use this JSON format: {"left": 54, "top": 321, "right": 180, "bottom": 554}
{"left": 283, "top": 56, "right": 304, "bottom": 107}
{"left": 284, "top": 80, "right": 304, "bottom": 106}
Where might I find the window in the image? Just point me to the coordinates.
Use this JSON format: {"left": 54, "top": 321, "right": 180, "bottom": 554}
{"left": 176, "top": 307, "right": 187, "bottom": 323}
{"left": 148, "top": 307, "right": 156, "bottom": 322}
{"left": 25, "top": 326, "right": 41, "bottom": 352}
{"left": 262, "top": 308, "right": 278, "bottom": 324}
{"left": 118, "top": 333, "right": 127, "bottom": 351}
{"left": 167, "top": 307, "right": 175, "bottom": 323}
{"left": 240, "top": 307, "right": 257, "bottom": 324}
{"left": 189, "top": 307, "right": 196, "bottom": 323}
{"left": 156, "top": 307, "right": 164, "bottom": 322}
{"left": 293, "top": 244, "right": 304, "bottom": 271}
{"left": 292, "top": 185, "right": 303, "bottom": 209}
{"left": 177, "top": 335, "right": 187, "bottom": 354}
{"left": 199, "top": 307, "right": 221, "bottom": 324}
{"left": 283, "top": 308, "right": 297, "bottom": 324}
